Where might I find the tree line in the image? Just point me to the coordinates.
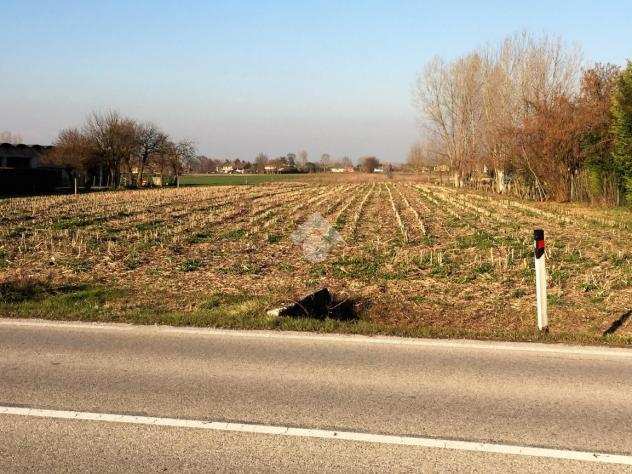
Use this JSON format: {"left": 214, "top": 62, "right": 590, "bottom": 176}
{"left": 187, "top": 152, "right": 382, "bottom": 174}
{"left": 46, "top": 111, "right": 196, "bottom": 189}
{"left": 410, "top": 32, "right": 632, "bottom": 204}
{"left": 45, "top": 111, "right": 387, "bottom": 186}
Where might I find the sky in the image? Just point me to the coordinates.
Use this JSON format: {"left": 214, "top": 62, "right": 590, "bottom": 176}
{"left": 1, "top": 1, "right": 631, "bottom": 163}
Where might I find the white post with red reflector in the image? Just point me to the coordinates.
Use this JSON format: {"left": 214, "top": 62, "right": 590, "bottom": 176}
{"left": 534, "top": 229, "right": 548, "bottom": 331}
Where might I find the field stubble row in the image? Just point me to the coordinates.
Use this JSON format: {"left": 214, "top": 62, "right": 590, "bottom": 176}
{"left": 1, "top": 178, "right": 631, "bottom": 344}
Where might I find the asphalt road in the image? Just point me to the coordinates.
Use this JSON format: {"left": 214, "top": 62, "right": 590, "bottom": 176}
{"left": 1, "top": 319, "right": 631, "bottom": 472}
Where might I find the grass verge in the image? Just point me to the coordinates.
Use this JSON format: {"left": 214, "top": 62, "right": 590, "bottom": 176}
{"left": 1, "top": 281, "right": 631, "bottom": 348}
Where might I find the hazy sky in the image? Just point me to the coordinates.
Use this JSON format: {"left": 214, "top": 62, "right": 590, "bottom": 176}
{"left": 1, "top": 1, "right": 630, "bottom": 163}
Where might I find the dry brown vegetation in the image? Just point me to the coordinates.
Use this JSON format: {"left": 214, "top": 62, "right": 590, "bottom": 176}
{"left": 412, "top": 32, "right": 632, "bottom": 205}
{"left": 1, "top": 174, "right": 631, "bottom": 344}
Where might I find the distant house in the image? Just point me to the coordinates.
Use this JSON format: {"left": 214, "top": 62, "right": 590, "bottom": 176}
{"left": 331, "top": 167, "right": 354, "bottom": 173}
{"left": 220, "top": 164, "right": 246, "bottom": 174}
{"left": 0, "top": 143, "right": 69, "bottom": 195}
{"left": 434, "top": 164, "right": 450, "bottom": 173}
{"left": 264, "top": 165, "right": 278, "bottom": 174}
{"left": 373, "top": 167, "right": 384, "bottom": 173}
{"left": 122, "top": 164, "right": 175, "bottom": 187}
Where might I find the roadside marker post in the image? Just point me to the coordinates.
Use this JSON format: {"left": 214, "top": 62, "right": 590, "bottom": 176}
{"left": 534, "top": 229, "right": 548, "bottom": 332}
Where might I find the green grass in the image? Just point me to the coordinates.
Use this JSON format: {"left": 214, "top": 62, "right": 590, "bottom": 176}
{"left": 1, "top": 283, "right": 631, "bottom": 347}
{"left": 474, "top": 262, "right": 494, "bottom": 275}
{"left": 179, "top": 173, "right": 305, "bottom": 187}
{"left": 456, "top": 230, "right": 497, "bottom": 250}
{"left": 0, "top": 282, "right": 125, "bottom": 322}
{"left": 135, "top": 219, "right": 164, "bottom": 231}
{"left": 220, "top": 228, "right": 247, "bottom": 241}
{"left": 267, "top": 233, "right": 282, "bottom": 244}
{"left": 331, "top": 253, "right": 385, "bottom": 281}
{"left": 187, "top": 230, "right": 215, "bottom": 244}
{"left": 180, "top": 259, "right": 203, "bottom": 272}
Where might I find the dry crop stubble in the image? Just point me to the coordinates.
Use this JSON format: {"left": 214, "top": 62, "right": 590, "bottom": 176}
{"left": 1, "top": 175, "right": 631, "bottom": 344}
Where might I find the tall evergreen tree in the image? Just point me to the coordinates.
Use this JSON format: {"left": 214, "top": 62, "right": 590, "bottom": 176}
{"left": 611, "top": 61, "right": 632, "bottom": 201}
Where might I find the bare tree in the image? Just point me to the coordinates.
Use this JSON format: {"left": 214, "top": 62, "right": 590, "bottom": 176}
{"left": 297, "top": 149, "right": 308, "bottom": 169}
{"left": 407, "top": 140, "right": 441, "bottom": 170}
{"left": 286, "top": 153, "right": 296, "bottom": 167}
{"left": 319, "top": 153, "right": 331, "bottom": 171}
{"left": 0, "top": 131, "right": 23, "bottom": 144}
{"left": 151, "top": 139, "right": 195, "bottom": 184}
{"left": 172, "top": 140, "right": 196, "bottom": 183}
{"left": 154, "top": 140, "right": 176, "bottom": 183}
{"left": 84, "top": 111, "right": 138, "bottom": 187}
{"left": 135, "top": 122, "right": 167, "bottom": 187}
{"left": 359, "top": 156, "right": 380, "bottom": 173}
{"left": 255, "top": 152, "right": 269, "bottom": 173}
{"left": 414, "top": 32, "right": 583, "bottom": 197}
{"left": 340, "top": 156, "right": 353, "bottom": 168}
{"left": 45, "top": 128, "right": 99, "bottom": 188}
{"left": 47, "top": 110, "right": 198, "bottom": 189}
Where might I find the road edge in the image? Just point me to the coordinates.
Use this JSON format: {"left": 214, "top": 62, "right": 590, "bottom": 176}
{"left": 1, "top": 317, "right": 631, "bottom": 358}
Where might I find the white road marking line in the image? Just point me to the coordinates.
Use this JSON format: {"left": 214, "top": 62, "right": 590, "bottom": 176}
{"left": 1, "top": 318, "right": 631, "bottom": 358}
{"left": 1, "top": 406, "right": 631, "bottom": 466}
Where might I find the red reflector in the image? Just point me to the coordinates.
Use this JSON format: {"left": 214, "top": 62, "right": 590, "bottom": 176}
{"left": 536, "top": 240, "right": 545, "bottom": 249}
